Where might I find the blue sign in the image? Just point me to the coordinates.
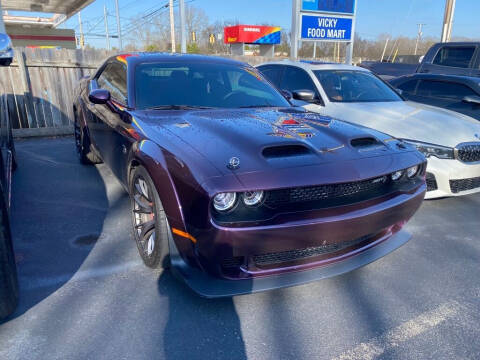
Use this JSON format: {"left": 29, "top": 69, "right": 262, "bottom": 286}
{"left": 301, "top": 15, "right": 352, "bottom": 41}
{"left": 302, "top": 0, "right": 355, "bottom": 14}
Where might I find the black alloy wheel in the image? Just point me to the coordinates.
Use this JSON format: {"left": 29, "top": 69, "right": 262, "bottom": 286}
{"left": 130, "top": 165, "right": 169, "bottom": 269}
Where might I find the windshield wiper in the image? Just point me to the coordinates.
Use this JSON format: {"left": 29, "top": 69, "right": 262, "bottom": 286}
{"left": 145, "top": 105, "right": 213, "bottom": 110}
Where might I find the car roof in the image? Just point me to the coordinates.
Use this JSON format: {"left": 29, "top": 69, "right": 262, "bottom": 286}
{"left": 257, "top": 59, "right": 371, "bottom": 72}
{"left": 108, "top": 52, "right": 247, "bottom": 67}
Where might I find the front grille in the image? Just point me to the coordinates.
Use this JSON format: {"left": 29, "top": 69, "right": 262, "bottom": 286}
{"left": 426, "top": 172, "right": 438, "bottom": 192}
{"left": 456, "top": 143, "right": 480, "bottom": 163}
{"left": 253, "top": 234, "right": 373, "bottom": 267}
{"left": 450, "top": 177, "right": 480, "bottom": 193}
{"left": 264, "top": 176, "right": 388, "bottom": 207}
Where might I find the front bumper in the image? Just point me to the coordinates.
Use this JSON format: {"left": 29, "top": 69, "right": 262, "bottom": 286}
{"left": 170, "top": 228, "right": 411, "bottom": 298}
{"left": 170, "top": 183, "right": 425, "bottom": 297}
{"left": 425, "top": 157, "right": 480, "bottom": 199}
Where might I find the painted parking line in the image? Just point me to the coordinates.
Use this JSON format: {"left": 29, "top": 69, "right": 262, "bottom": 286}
{"left": 332, "top": 300, "right": 463, "bottom": 360}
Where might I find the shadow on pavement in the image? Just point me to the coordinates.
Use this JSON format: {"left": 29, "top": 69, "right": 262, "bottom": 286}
{"left": 157, "top": 270, "right": 248, "bottom": 360}
{"left": 2, "top": 137, "right": 108, "bottom": 323}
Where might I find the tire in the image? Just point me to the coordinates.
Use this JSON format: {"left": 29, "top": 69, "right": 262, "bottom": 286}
{"left": 0, "top": 194, "right": 18, "bottom": 320}
{"left": 129, "top": 165, "right": 170, "bottom": 269}
{"left": 74, "top": 111, "right": 102, "bottom": 165}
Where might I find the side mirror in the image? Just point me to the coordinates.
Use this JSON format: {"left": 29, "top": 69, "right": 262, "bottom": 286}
{"left": 462, "top": 95, "right": 480, "bottom": 105}
{"left": 280, "top": 89, "right": 293, "bottom": 100}
{"left": 292, "top": 89, "right": 316, "bottom": 102}
{"left": 89, "top": 89, "right": 111, "bottom": 104}
{"left": 0, "top": 33, "right": 14, "bottom": 67}
{"left": 395, "top": 88, "right": 404, "bottom": 95}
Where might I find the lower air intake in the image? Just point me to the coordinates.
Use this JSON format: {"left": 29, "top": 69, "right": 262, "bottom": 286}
{"left": 450, "top": 176, "right": 480, "bottom": 193}
{"left": 253, "top": 234, "right": 373, "bottom": 267}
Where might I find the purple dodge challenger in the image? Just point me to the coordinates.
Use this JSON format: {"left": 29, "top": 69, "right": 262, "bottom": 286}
{"left": 73, "top": 53, "right": 426, "bottom": 297}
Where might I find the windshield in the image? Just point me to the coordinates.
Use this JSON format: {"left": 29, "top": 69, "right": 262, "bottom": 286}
{"left": 134, "top": 62, "right": 291, "bottom": 109}
{"left": 314, "top": 70, "right": 402, "bottom": 103}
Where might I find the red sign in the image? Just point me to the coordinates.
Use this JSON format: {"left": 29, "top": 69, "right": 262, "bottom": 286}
{"left": 224, "top": 25, "right": 281, "bottom": 45}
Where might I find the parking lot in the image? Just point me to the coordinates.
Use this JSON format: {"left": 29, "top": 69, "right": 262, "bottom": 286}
{"left": 0, "top": 136, "right": 477, "bottom": 359}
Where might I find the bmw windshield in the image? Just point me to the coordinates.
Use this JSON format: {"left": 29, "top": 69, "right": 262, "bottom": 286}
{"left": 314, "top": 70, "right": 403, "bottom": 103}
{"left": 135, "top": 62, "right": 291, "bottom": 110}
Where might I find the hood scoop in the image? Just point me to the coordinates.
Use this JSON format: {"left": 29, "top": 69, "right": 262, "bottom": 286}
{"left": 262, "top": 144, "right": 313, "bottom": 158}
{"left": 350, "top": 137, "right": 384, "bottom": 151}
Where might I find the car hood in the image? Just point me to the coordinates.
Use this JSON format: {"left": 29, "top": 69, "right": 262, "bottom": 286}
{"left": 135, "top": 107, "right": 416, "bottom": 178}
{"left": 321, "top": 101, "right": 480, "bottom": 148}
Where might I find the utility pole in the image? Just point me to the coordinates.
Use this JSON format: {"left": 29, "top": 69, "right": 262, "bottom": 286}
{"left": 104, "top": 5, "right": 110, "bottom": 50}
{"left": 114, "top": 0, "right": 123, "bottom": 50}
{"left": 414, "top": 23, "right": 425, "bottom": 55}
{"left": 290, "top": 0, "right": 300, "bottom": 60}
{"left": 179, "top": 0, "right": 187, "bottom": 53}
{"left": 313, "top": 42, "right": 316, "bottom": 58}
{"left": 380, "top": 37, "right": 389, "bottom": 62}
{"left": 169, "top": 0, "right": 176, "bottom": 52}
{"left": 78, "top": 12, "right": 85, "bottom": 49}
{"left": 441, "top": 0, "right": 456, "bottom": 42}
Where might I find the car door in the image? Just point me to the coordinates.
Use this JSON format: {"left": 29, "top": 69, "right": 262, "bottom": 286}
{"left": 420, "top": 45, "right": 476, "bottom": 76}
{"left": 85, "top": 63, "right": 114, "bottom": 156}
{"left": 411, "top": 79, "right": 480, "bottom": 120}
{"left": 86, "top": 61, "right": 131, "bottom": 180}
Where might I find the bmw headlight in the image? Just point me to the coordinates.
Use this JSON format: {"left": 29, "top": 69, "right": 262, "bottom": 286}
{"left": 213, "top": 192, "right": 237, "bottom": 211}
{"left": 402, "top": 140, "right": 454, "bottom": 159}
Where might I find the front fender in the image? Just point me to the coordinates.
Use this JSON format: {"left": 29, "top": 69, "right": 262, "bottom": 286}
{"left": 129, "top": 140, "right": 207, "bottom": 267}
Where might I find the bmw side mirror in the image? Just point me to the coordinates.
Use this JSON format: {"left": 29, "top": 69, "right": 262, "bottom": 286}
{"left": 462, "top": 95, "right": 480, "bottom": 105}
{"left": 280, "top": 89, "right": 293, "bottom": 100}
{"left": 292, "top": 89, "right": 316, "bottom": 102}
{"left": 89, "top": 89, "right": 111, "bottom": 104}
{"left": 0, "top": 33, "right": 14, "bottom": 67}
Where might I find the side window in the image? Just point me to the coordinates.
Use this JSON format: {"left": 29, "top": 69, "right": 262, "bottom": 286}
{"left": 416, "top": 80, "right": 476, "bottom": 99}
{"left": 97, "top": 62, "right": 128, "bottom": 104}
{"left": 280, "top": 67, "right": 317, "bottom": 94}
{"left": 396, "top": 80, "right": 418, "bottom": 94}
{"left": 432, "top": 46, "right": 475, "bottom": 68}
{"left": 257, "top": 65, "right": 283, "bottom": 88}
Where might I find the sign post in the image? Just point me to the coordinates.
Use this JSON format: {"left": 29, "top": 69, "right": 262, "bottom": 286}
{"left": 292, "top": 0, "right": 357, "bottom": 64}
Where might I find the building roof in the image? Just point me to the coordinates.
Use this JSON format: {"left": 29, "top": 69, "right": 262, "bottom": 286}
{"left": 2, "top": 0, "right": 94, "bottom": 17}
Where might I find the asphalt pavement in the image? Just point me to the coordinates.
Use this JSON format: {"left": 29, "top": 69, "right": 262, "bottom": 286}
{"left": 1, "top": 137, "right": 479, "bottom": 360}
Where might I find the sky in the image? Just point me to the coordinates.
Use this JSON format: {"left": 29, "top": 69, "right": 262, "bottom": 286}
{"left": 12, "top": 0, "right": 480, "bottom": 48}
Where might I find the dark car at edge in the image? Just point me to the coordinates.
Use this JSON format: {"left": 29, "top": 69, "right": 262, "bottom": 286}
{"left": 73, "top": 53, "right": 426, "bottom": 297}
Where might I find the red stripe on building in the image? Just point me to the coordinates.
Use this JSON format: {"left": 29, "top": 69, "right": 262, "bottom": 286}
{"left": 10, "top": 35, "right": 76, "bottom": 42}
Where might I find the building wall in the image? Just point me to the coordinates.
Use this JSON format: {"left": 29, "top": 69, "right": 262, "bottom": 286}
{"left": 5, "top": 25, "right": 76, "bottom": 49}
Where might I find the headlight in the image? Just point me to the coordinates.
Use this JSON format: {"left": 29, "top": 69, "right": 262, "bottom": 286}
{"left": 243, "top": 191, "right": 264, "bottom": 206}
{"left": 391, "top": 170, "right": 403, "bottom": 181}
{"left": 402, "top": 140, "right": 454, "bottom": 159}
{"left": 213, "top": 192, "right": 237, "bottom": 211}
{"left": 407, "top": 165, "right": 418, "bottom": 178}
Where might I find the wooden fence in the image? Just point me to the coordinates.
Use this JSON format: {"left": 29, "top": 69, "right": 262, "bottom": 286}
{"left": 0, "top": 48, "right": 116, "bottom": 137}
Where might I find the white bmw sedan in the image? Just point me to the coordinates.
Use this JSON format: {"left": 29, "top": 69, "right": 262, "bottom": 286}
{"left": 257, "top": 60, "right": 480, "bottom": 199}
